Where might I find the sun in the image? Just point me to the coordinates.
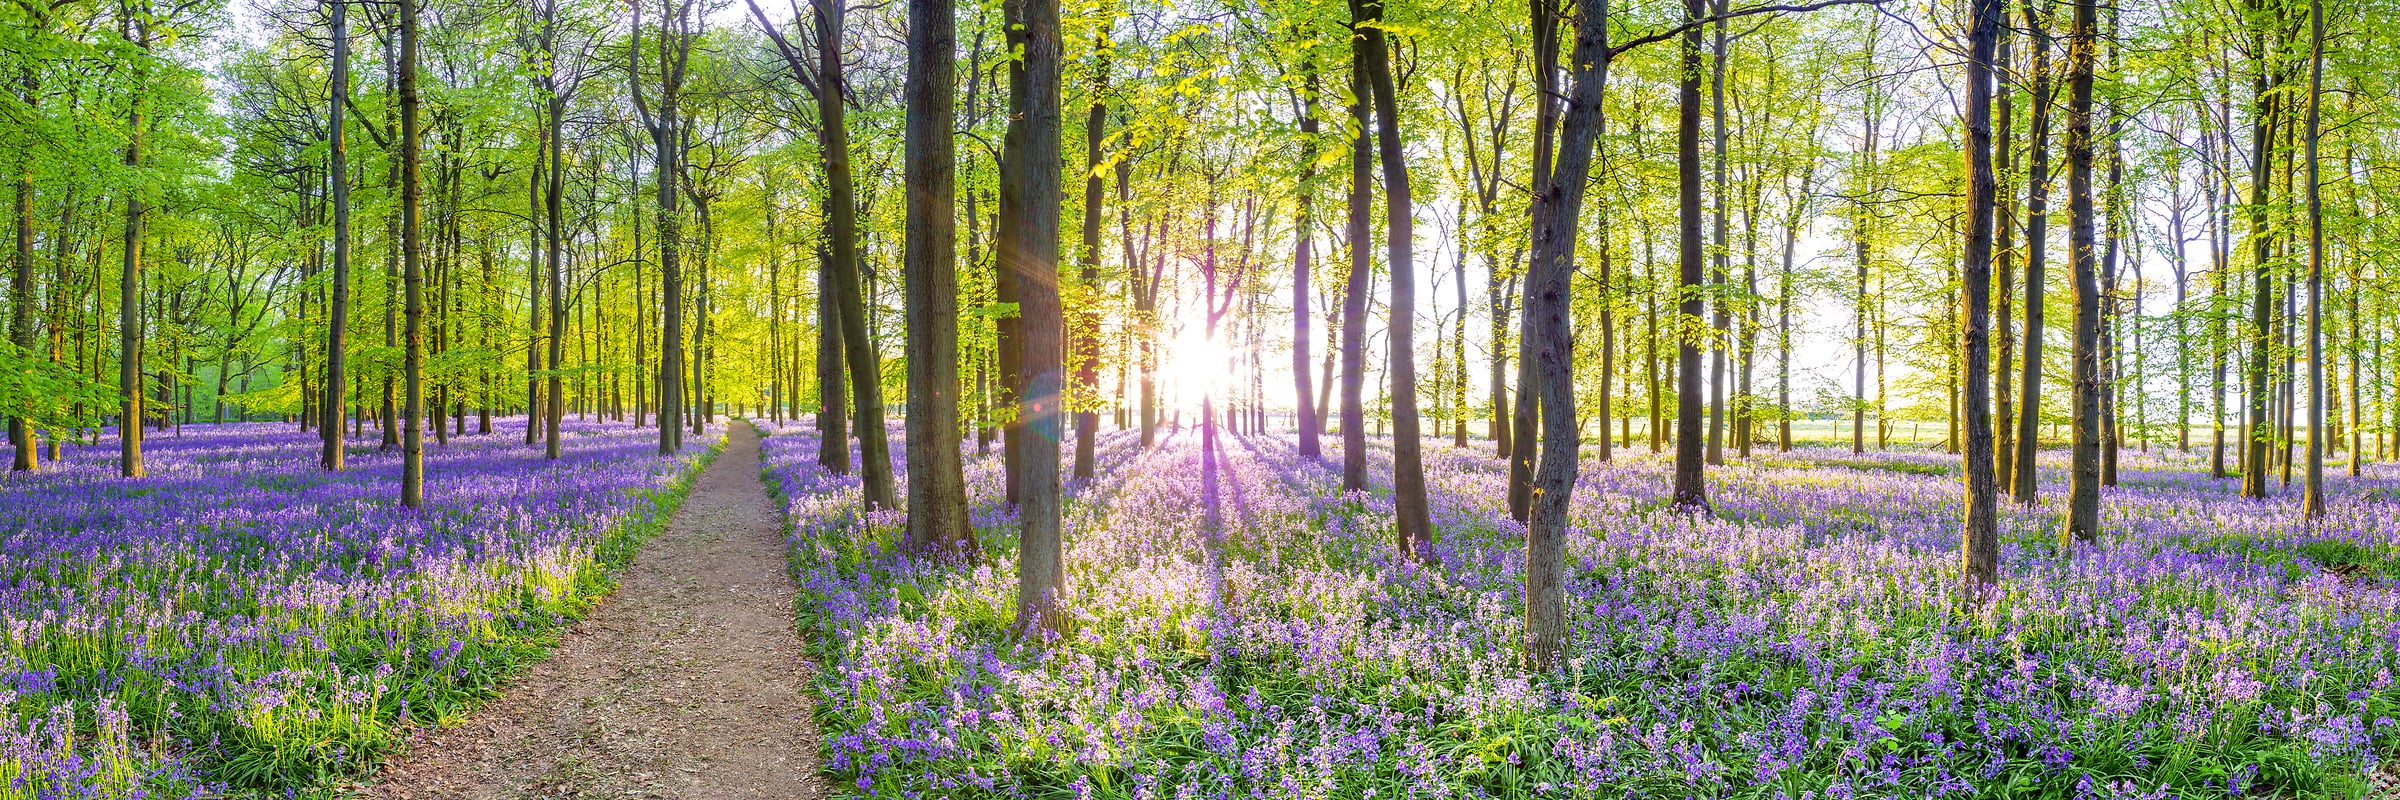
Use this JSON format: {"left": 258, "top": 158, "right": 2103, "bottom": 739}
{"left": 1156, "top": 315, "right": 1235, "bottom": 415}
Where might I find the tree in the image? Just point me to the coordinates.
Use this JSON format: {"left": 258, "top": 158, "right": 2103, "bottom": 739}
{"left": 810, "top": 0, "right": 897, "bottom": 511}
{"left": 1521, "top": 0, "right": 1609, "bottom": 672}
{"left": 1001, "top": 0, "right": 1065, "bottom": 635}
{"left": 399, "top": 0, "right": 426, "bottom": 507}
{"left": 1337, "top": 16, "right": 1371, "bottom": 495}
{"left": 633, "top": 0, "right": 693, "bottom": 458}
{"left": 2062, "top": 0, "right": 2100, "bottom": 543}
{"left": 1960, "top": 0, "right": 2002, "bottom": 587}
{"left": 2301, "top": 0, "right": 2324, "bottom": 518}
{"left": 905, "top": 0, "right": 973, "bottom": 552}
{"left": 1291, "top": 59, "right": 1323, "bottom": 461}
{"left": 2011, "top": 0, "right": 2054, "bottom": 504}
{"left": 321, "top": 0, "right": 351, "bottom": 472}
{"left": 1670, "top": 0, "right": 1709, "bottom": 511}
{"left": 1072, "top": 17, "right": 1109, "bottom": 483}
{"left": 2237, "top": 0, "right": 2277, "bottom": 500}
{"left": 1352, "top": 0, "right": 1434, "bottom": 563}
{"left": 119, "top": 4, "right": 155, "bottom": 479}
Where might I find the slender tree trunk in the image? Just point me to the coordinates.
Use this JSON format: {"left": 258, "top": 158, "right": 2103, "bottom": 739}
{"left": 321, "top": 0, "right": 351, "bottom": 470}
{"left": 1705, "top": 1, "right": 1729, "bottom": 466}
{"left": 632, "top": 144, "right": 647, "bottom": 429}
{"left": 1072, "top": 28, "right": 1108, "bottom": 482}
{"left": 2239, "top": 11, "right": 2276, "bottom": 500}
{"left": 2209, "top": 89, "right": 2232, "bottom": 478}
{"left": 1993, "top": 20, "right": 2017, "bottom": 481}
{"left": 2013, "top": 0, "right": 2054, "bottom": 502}
{"left": 2063, "top": 0, "right": 2100, "bottom": 543}
{"left": 1293, "top": 70, "right": 1323, "bottom": 460}
{"left": 399, "top": 0, "right": 425, "bottom": 506}
{"left": 1000, "top": 0, "right": 1065, "bottom": 636}
{"left": 10, "top": 69, "right": 36, "bottom": 471}
{"left": 118, "top": 16, "right": 150, "bottom": 479}
{"left": 381, "top": 40, "right": 398, "bottom": 451}
{"left": 1353, "top": 0, "right": 1432, "bottom": 562}
{"left": 816, "top": 243, "right": 849, "bottom": 472}
{"left": 524, "top": 138, "right": 543, "bottom": 441}
{"left": 1670, "top": 0, "right": 1708, "bottom": 511}
{"left": 2302, "top": 0, "right": 2325, "bottom": 516}
{"left": 1961, "top": 0, "right": 2002, "bottom": 586}
{"left": 1454, "top": 203, "right": 1471, "bottom": 449}
{"left": 1852, "top": 36, "right": 1880, "bottom": 458}
{"left": 544, "top": 50, "right": 567, "bottom": 458}
{"left": 1339, "top": 41, "right": 1372, "bottom": 496}
{"left": 648, "top": 1, "right": 689, "bottom": 457}
{"left": 1511, "top": 0, "right": 1561, "bottom": 523}
{"left": 1523, "top": 0, "right": 1608, "bottom": 671}
{"left": 817, "top": 0, "right": 895, "bottom": 510}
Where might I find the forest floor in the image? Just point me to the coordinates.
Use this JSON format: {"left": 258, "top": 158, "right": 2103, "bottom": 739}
{"left": 356, "top": 421, "right": 827, "bottom": 800}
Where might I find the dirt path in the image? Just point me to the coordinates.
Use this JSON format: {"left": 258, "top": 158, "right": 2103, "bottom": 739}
{"left": 360, "top": 421, "right": 826, "bottom": 800}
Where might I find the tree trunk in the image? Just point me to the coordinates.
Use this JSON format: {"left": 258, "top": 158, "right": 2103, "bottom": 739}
{"left": 905, "top": 0, "right": 973, "bottom": 552}
{"left": 2238, "top": 7, "right": 2276, "bottom": 500}
{"left": 118, "top": 16, "right": 150, "bottom": 479}
{"left": 1670, "top": 0, "right": 1708, "bottom": 512}
{"left": 399, "top": 0, "right": 425, "bottom": 506}
{"left": 1353, "top": 0, "right": 1432, "bottom": 563}
{"left": 523, "top": 138, "right": 543, "bottom": 441}
{"left": 816, "top": 243, "right": 849, "bottom": 472}
{"left": 10, "top": 68, "right": 36, "bottom": 471}
{"left": 321, "top": 0, "right": 351, "bottom": 470}
{"left": 1993, "top": 19, "right": 2016, "bottom": 481}
{"left": 1293, "top": 68, "right": 1323, "bottom": 460}
{"left": 1705, "top": 1, "right": 1729, "bottom": 466}
{"left": 2302, "top": 0, "right": 2325, "bottom": 516}
{"left": 2063, "top": 0, "right": 2100, "bottom": 543}
{"left": 1000, "top": 0, "right": 1065, "bottom": 636}
{"left": 646, "top": 0, "right": 688, "bottom": 458}
{"left": 1523, "top": 0, "right": 1608, "bottom": 672}
{"left": 545, "top": 92, "right": 566, "bottom": 459}
{"left": 2012, "top": 0, "right": 2054, "bottom": 503}
{"left": 1339, "top": 39, "right": 1372, "bottom": 496}
{"left": 1072, "top": 27, "right": 1108, "bottom": 483}
{"left": 1960, "top": 0, "right": 2001, "bottom": 587}
{"left": 817, "top": 0, "right": 896, "bottom": 511}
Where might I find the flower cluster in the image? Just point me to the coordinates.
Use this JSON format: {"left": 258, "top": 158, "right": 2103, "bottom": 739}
{"left": 764, "top": 422, "right": 2399, "bottom": 799}
{"left": 0, "top": 420, "right": 714, "bottom": 797}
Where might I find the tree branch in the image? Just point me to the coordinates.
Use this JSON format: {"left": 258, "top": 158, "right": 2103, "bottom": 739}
{"left": 1609, "top": 0, "right": 1880, "bottom": 59}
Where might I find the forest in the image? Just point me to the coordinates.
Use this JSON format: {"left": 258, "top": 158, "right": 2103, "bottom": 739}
{"left": 0, "top": 0, "right": 2396, "bottom": 796}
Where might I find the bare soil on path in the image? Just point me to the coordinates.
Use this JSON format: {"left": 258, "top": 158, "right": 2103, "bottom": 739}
{"left": 358, "top": 421, "right": 826, "bottom": 800}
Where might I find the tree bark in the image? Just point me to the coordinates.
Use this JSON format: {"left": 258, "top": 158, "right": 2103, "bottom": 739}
{"left": 816, "top": 0, "right": 898, "bottom": 511}
{"left": 1523, "top": 0, "right": 1608, "bottom": 672}
{"left": 1000, "top": 0, "right": 1065, "bottom": 636}
{"left": 1073, "top": 26, "right": 1108, "bottom": 482}
{"left": 905, "top": 0, "right": 973, "bottom": 552}
{"left": 1352, "top": 0, "right": 1433, "bottom": 563}
{"left": 1339, "top": 37, "right": 1372, "bottom": 496}
{"left": 2063, "top": 0, "right": 2101, "bottom": 543}
{"left": 2238, "top": 5, "right": 2276, "bottom": 500}
{"left": 1961, "top": 0, "right": 2003, "bottom": 587}
{"left": 2302, "top": 0, "right": 2325, "bottom": 516}
{"left": 1293, "top": 68, "right": 1323, "bottom": 460}
{"left": 399, "top": 0, "right": 424, "bottom": 506}
{"left": 1706, "top": 0, "right": 1729, "bottom": 466}
{"left": 2012, "top": 0, "right": 2054, "bottom": 503}
{"left": 118, "top": 14, "right": 150, "bottom": 479}
{"left": 321, "top": 0, "right": 351, "bottom": 471}
{"left": 637, "top": 0, "right": 690, "bottom": 458}
{"left": 816, "top": 243, "right": 849, "bottom": 472}
{"left": 544, "top": 88, "right": 566, "bottom": 460}
{"left": 1669, "top": 0, "right": 1708, "bottom": 511}
{"left": 11, "top": 66, "right": 37, "bottom": 471}
{"left": 525, "top": 142, "right": 544, "bottom": 443}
